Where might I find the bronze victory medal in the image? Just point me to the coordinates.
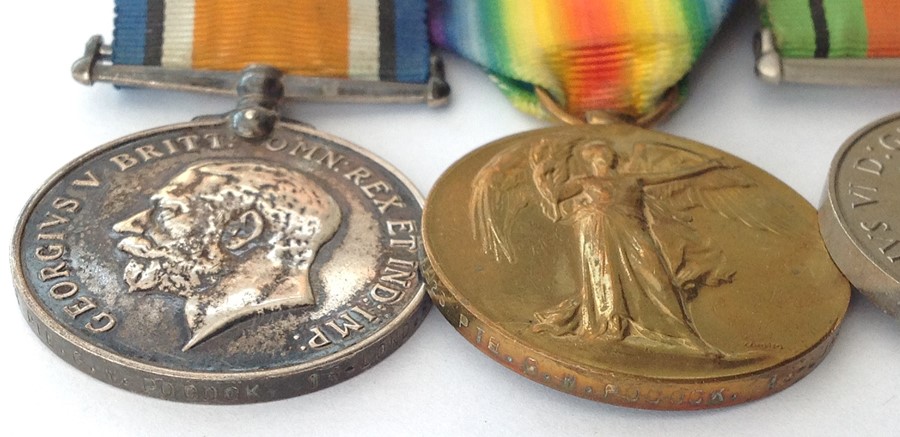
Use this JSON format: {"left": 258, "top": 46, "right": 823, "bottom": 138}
{"left": 422, "top": 124, "right": 849, "bottom": 410}
{"left": 821, "top": 113, "right": 900, "bottom": 320}
{"left": 12, "top": 117, "right": 427, "bottom": 403}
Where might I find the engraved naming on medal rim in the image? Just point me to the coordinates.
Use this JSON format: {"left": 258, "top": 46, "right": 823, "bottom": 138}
{"left": 12, "top": 117, "right": 428, "bottom": 403}
{"left": 423, "top": 124, "right": 850, "bottom": 410}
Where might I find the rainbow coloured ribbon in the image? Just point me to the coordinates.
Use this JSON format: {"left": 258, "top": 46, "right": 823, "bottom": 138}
{"left": 430, "top": 0, "right": 737, "bottom": 119}
{"left": 112, "top": 0, "right": 431, "bottom": 83}
{"left": 761, "top": 0, "right": 900, "bottom": 59}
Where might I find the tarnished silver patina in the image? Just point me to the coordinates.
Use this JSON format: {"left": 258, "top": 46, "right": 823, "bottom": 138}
{"left": 12, "top": 65, "right": 430, "bottom": 403}
{"left": 820, "top": 112, "right": 900, "bottom": 321}
{"left": 74, "top": 36, "right": 450, "bottom": 107}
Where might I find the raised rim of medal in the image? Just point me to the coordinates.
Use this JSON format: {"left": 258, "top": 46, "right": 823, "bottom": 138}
{"left": 824, "top": 112, "right": 900, "bottom": 281}
{"left": 422, "top": 241, "right": 843, "bottom": 386}
{"left": 12, "top": 116, "right": 428, "bottom": 381}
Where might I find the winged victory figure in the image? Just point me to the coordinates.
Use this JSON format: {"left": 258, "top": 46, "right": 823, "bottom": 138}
{"left": 471, "top": 134, "right": 797, "bottom": 357}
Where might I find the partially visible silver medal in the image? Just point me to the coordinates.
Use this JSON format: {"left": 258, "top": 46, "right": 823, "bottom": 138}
{"left": 11, "top": 38, "right": 448, "bottom": 403}
{"left": 820, "top": 113, "right": 900, "bottom": 321}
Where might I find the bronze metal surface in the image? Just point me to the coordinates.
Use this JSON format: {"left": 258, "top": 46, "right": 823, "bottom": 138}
{"left": 422, "top": 124, "right": 850, "bottom": 410}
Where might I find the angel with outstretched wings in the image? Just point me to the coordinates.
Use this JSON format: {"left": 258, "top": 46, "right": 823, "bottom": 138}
{"left": 471, "top": 135, "right": 795, "bottom": 356}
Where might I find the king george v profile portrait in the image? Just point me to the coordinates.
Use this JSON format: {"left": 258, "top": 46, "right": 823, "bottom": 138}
{"left": 113, "top": 161, "right": 342, "bottom": 351}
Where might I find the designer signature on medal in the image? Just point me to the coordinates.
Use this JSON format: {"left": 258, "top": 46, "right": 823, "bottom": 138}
{"left": 114, "top": 161, "right": 341, "bottom": 351}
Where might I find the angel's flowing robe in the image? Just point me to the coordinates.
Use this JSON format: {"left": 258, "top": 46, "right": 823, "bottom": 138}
{"left": 532, "top": 175, "right": 731, "bottom": 353}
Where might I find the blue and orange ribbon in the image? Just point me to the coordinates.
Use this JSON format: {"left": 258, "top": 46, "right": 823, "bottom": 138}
{"left": 112, "top": 0, "right": 430, "bottom": 83}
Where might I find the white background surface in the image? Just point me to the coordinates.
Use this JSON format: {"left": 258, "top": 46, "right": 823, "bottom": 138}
{"left": 2, "top": 1, "right": 899, "bottom": 436}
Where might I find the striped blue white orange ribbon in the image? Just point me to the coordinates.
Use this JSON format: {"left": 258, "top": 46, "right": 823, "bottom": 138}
{"left": 112, "top": 0, "right": 430, "bottom": 83}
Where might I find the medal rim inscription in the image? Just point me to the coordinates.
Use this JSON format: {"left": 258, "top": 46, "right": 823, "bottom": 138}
{"left": 821, "top": 112, "right": 900, "bottom": 317}
{"left": 423, "top": 268, "right": 839, "bottom": 410}
{"left": 11, "top": 116, "right": 429, "bottom": 401}
{"left": 423, "top": 125, "right": 849, "bottom": 410}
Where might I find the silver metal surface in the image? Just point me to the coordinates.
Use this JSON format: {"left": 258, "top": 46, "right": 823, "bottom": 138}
{"left": 820, "top": 112, "right": 900, "bottom": 321}
{"left": 229, "top": 65, "right": 284, "bottom": 140}
{"left": 73, "top": 35, "right": 450, "bottom": 106}
{"left": 12, "top": 116, "right": 430, "bottom": 403}
{"left": 755, "top": 29, "right": 900, "bottom": 86}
